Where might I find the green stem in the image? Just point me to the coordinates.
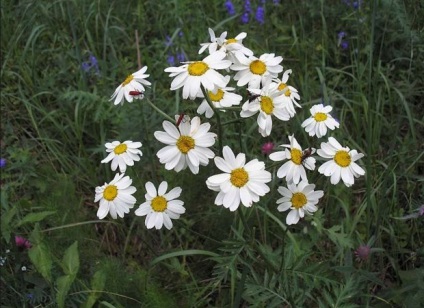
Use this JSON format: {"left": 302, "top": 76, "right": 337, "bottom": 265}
{"left": 238, "top": 207, "right": 251, "bottom": 237}
{"left": 201, "top": 86, "right": 223, "bottom": 156}
{"left": 222, "top": 118, "right": 242, "bottom": 126}
{"left": 144, "top": 97, "right": 174, "bottom": 122}
{"left": 218, "top": 107, "right": 242, "bottom": 111}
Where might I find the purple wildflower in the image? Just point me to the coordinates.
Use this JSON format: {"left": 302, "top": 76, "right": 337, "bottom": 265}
{"left": 241, "top": 0, "right": 251, "bottom": 24}
{"left": 342, "top": 0, "right": 362, "bottom": 9}
{"left": 167, "top": 54, "right": 175, "bottom": 66}
{"left": 225, "top": 0, "right": 236, "bottom": 16}
{"left": 241, "top": 12, "right": 249, "bottom": 24}
{"left": 81, "top": 53, "right": 100, "bottom": 75}
{"left": 255, "top": 6, "right": 265, "bottom": 24}
{"left": 165, "top": 35, "right": 173, "bottom": 47}
{"left": 176, "top": 52, "right": 186, "bottom": 63}
{"left": 244, "top": 0, "right": 251, "bottom": 13}
{"left": 337, "top": 32, "right": 349, "bottom": 50}
{"left": 15, "top": 235, "right": 31, "bottom": 250}
{"left": 89, "top": 54, "right": 98, "bottom": 66}
{"left": 419, "top": 205, "right": 424, "bottom": 216}
{"left": 354, "top": 244, "right": 371, "bottom": 261}
{"left": 261, "top": 142, "right": 274, "bottom": 155}
{"left": 81, "top": 62, "right": 91, "bottom": 72}
{"left": 352, "top": 0, "right": 361, "bottom": 9}
{"left": 0, "top": 158, "right": 6, "bottom": 168}
{"left": 338, "top": 31, "right": 346, "bottom": 39}
{"left": 89, "top": 54, "right": 100, "bottom": 74}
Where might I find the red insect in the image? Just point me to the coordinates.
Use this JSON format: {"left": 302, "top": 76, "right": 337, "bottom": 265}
{"left": 176, "top": 113, "right": 185, "bottom": 126}
{"left": 176, "top": 113, "right": 191, "bottom": 127}
{"left": 129, "top": 91, "right": 143, "bottom": 96}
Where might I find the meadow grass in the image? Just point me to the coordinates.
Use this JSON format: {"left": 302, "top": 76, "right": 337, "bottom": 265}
{"left": 1, "top": 0, "right": 423, "bottom": 307}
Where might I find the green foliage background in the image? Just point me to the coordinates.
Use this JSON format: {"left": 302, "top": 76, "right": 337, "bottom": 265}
{"left": 1, "top": 0, "right": 423, "bottom": 307}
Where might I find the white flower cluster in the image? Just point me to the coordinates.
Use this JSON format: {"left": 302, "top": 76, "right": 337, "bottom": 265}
{"left": 93, "top": 28, "right": 365, "bottom": 228}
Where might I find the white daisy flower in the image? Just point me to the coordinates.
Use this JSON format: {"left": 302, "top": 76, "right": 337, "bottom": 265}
{"left": 101, "top": 140, "right": 142, "bottom": 173}
{"left": 110, "top": 66, "right": 151, "bottom": 105}
{"left": 301, "top": 104, "right": 340, "bottom": 138}
{"left": 240, "top": 80, "right": 291, "bottom": 137}
{"left": 269, "top": 135, "right": 316, "bottom": 184}
{"left": 197, "top": 76, "right": 243, "bottom": 118}
{"left": 198, "top": 28, "right": 253, "bottom": 63}
{"left": 198, "top": 28, "right": 228, "bottom": 54}
{"left": 135, "top": 181, "right": 185, "bottom": 230}
{"left": 230, "top": 53, "right": 283, "bottom": 89}
{"left": 317, "top": 137, "right": 365, "bottom": 187}
{"left": 154, "top": 116, "right": 217, "bottom": 174}
{"left": 276, "top": 181, "right": 324, "bottom": 225}
{"left": 221, "top": 32, "right": 254, "bottom": 63}
{"left": 273, "top": 69, "right": 301, "bottom": 117}
{"left": 206, "top": 146, "right": 272, "bottom": 211}
{"left": 94, "top": 173, "right": 137, "bottom": 219}
{"left": 164, "top": 51, "right": 232, "bottom": 100}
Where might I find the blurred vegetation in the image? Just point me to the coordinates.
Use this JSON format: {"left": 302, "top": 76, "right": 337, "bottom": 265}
{"left": 1, "top": 0, "right": 423, "bottom": 307}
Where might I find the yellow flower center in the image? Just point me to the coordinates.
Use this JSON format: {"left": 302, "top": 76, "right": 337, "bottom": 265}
{"left": 284, "top": 89, "right": 292, "bottom": 97}
{"left": 290, "top": 149, "right": 302, "bottom": 165}
{"left": 176, "top": 136, "right": 195, "bottom": 154}
{"left": 334, "top": 150, "right": 351, "bottom": 167}
{"left": 103, "top": 185, "right": 118, "bottom": 201}
{"left": 208, "top": 89, "right": 224, "bottom": 102}
{"left": 230, "top": 168, "right": 249, "bottom": 188}
{"left": 314, "top": 112, "right": 328, "bottom": 122}
{"left": 188, "top": 61, "right": 209, "bottom": 76}
{"left": 260, "top": 96, "right": 274, "bottom": 115}
{"left": 114, "top": 144, "right": 128, "bottom": 155}
{"left": 291, "top": 192, "right": 307, "bottom": 209}
{"left": 249, "top": 60, "right": 266, "bottom": 75}
{"left": 151, "top": 196, "right": 167, "bottom": 212}
{"left": 122, "top": 74, "right": 133, "bottom": 86}
{"left": 226, "top": 38, "right": 237, "bottom": 44}
{"left": 278, "top": 83, "right": 287, "bottom": 91}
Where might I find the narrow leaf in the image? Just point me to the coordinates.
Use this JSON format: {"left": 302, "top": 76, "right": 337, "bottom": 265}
{"left": 28, "top": 242, "right": 52, "bottom": 283}
{"left": 17, "top": 211, "right": 56, "bottom": 226}
{"left": 82, "top": 270, "right": 106, "bottom": 308}
{"left": 62, "top": 241, "right": 79, "bottom": 275}
{"left": 56, "top": 274, "right": 76, "bottom": 308}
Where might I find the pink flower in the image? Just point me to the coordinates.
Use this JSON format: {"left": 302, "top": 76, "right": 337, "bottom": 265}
{"left": 15, "top": 236, "right": 31, "bottom": 249}
{"left": 419, "top": 205, "right": 424, "bottom": 216}
{"left": 261, "top": 142, "right": 275, "bottom": 155}
{"left": 354, "top": 244, "right": 371, "bottom": 261}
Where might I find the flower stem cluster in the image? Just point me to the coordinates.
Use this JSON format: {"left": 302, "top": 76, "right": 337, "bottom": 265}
{"left": 93, "top": 28, "right": 365, "bottom": 228}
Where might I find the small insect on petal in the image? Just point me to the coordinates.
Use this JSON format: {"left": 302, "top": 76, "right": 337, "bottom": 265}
{"left": 176, "top": 113, "right": 185, "bottom": 126}
{"left": 129, "top": 90, "right": 145, "bottom": 100}
{"left": 176, "top": 113, "right": 190, "bottom": 127}
{"left": 247, "top": 90, "right": 261, "bottom": 102}
{"left": 129, "top": 91, "right": 144, "bottom": 96}
{"left": 301, "top": 147, "right": 314, "bottom": 165}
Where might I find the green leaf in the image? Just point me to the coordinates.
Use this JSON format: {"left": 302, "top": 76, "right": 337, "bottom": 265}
{"left": 82, "top": 270, "right": 106, "bottom": 308}
{"left": 150, "top": 249, "right": 219, "bottom": 266}
{"left": 62, "top": 241, "right": 79, "bottom": 275}
{"left": 99, "top": 301, "right": 117, "bottom": 308}
{"left": 17, "top": 210, "right": 56, "bottom": 227}
{"left": 28, "top": 242, "right": 53, "bottom": 283}
{"left": 325, "top": 225, "right": 353, "bottom": 249}
{"left": 56, "top": 274, "right": 76, "bottom": 308}
{"left": 1, "top": 206, "right": 18, "bottom": 243}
